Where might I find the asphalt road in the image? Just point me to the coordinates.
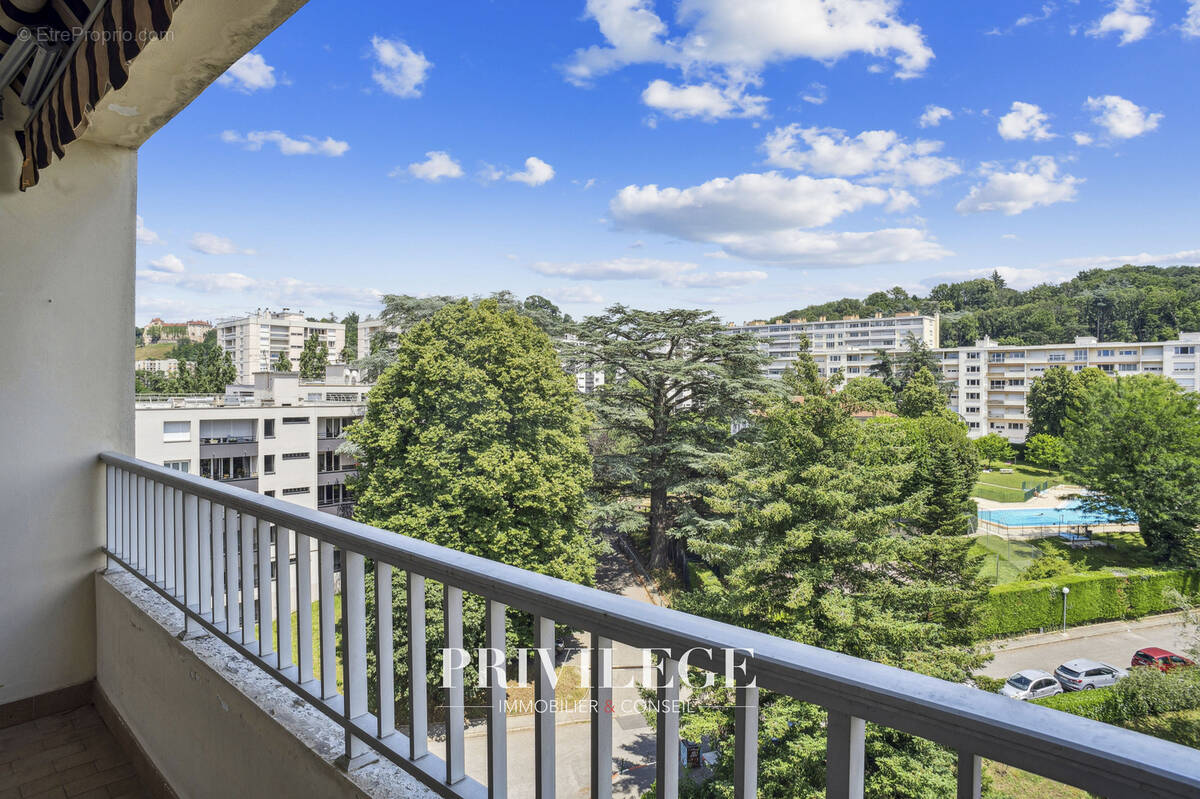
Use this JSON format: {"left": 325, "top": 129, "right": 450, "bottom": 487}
{"left": 981, "top": 612, "right": 1194, "bottom": 680}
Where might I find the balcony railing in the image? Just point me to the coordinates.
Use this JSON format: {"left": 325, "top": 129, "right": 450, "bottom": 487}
{"left": 200, "top": 435, "right": 257, "bottom": 445}
{"left": 98, "top": 451, "right": 1200, "bottom": 799}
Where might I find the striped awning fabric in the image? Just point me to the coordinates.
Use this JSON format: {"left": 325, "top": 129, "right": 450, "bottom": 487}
{"left": 2, "top": 0, "right": 180, "bottom": 190}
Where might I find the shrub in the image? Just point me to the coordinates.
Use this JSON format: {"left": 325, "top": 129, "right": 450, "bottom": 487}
{"left": 1125, "top": 571, "right": 1200, "bottom": 616}
{"left": 1021, "top": 551, "right": 1075, "bottom": 580}
{"left": 1103, "top": 667, "right": 1200, "bottom": 724}
{"left": 1034, "top": 687, "right": 1114, "bottom": 722}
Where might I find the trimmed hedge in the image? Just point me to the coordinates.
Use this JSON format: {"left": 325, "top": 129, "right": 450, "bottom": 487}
{"left": 980, "top": 569, "right": 1200, "bottom": 637}
{"left": 1034, "top": 686, "right": 1113, "bottom": 721}
{"left": 1033, "top": 668, "right": 1200, "bottom": 725}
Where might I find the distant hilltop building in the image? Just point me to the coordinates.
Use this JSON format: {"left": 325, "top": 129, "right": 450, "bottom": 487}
{"left": 216, "top": 308, "right": 345, "bottom": 383}
{"left": 143, "top": 318, "right": 212, "bottom": 343}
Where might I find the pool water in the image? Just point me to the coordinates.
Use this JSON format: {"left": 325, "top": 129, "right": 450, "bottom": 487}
{"left": 978, "top": 502, "right": 1133, "bottom": 527}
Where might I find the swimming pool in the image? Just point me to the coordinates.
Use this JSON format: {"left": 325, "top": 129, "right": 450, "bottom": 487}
{"left": 977, "top": 502, "right": 1134, "bottom": 528}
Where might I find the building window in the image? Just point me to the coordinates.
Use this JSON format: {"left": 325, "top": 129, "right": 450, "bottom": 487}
{"left": 281, "top": 486, "right": 310, "bottom": 496}
{"left": 966, "top": 406, "right": 979, "bottom": 414}
{"left": 200, "top": 456, "right": 254, "bottom": 481}
{"left": 1008, "top": 422, "right": 1024, "bottom": 430}
{"left": 967, "top": 379, "right": 980, "bottom": 386}
{"left": 1119, "top": 349, "right": 1137, "bottom": 356}
{"left": 967, "top": 422, "right": 980, "bottom": 429}
{"left": 281, "top": 452, "right": 309, "bottom": 460}
{"left": 282, "top": 416, "right": 309, "bottom": 424}
{"left": 966, "top": 392, "right": 980, "bottom": 400}
{"left": 264, "top": 419, "right": 275, "bottom": 438}
{"left": 1074, "top": 349, "right": 1088, "bottom": 360}
{"left": 1119, "top": 363, "right": 1138, "bottom": 372}
{"left": 264, "top": 490, "right": 275, "bottom": 497}
{"left": 318, "top": 451, "right": 346, "bottom": 472}
{"left": 164, "top": 460, "right": 190, "bottom": 473}
{"left": 163, "top": 421, "right": 191, "bottom": 443}
{"left": 1176, "top": 346, "right": 1195, "bottom": 355}
{"left": 264, "top": 455, "right": 275, "bottom": 474}
{"left": 1098, "top": 349, "right": 1114, "bottom": 357}
{"left": 318, "top": 483, "right": 351, "bottom": 506}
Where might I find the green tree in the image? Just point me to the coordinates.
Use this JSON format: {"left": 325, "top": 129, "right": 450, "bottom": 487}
{"left": 867, "top": 348, "right": 900, "bottom": 394}
{"left": 341, "top": 311, "right": 359, "bottom": 363}
{"left": 571, "top": 306, "right": 769, "bottom": 571}
{"left": 896, "top": 367, "right": 946, "bottom": 417}
{"left": 1027, "top": 366, "right": 1080, "bottom": 437}
{"left": 347, "top": 300, "right": 597, "bottom": 711}
{"left": 839, "top": 376, "right": 896, "bottom": 412}
{"left": 973, "top": 433, "right": 1014, "bottom": 467}
{"left": 897, "top": 413, "right": 981, "bottom": 537}
{"left": 1065, "top": 375, "right": 1200, "bottom": 565}
{"left": 677, "top": 370, "right": 987, "bottom": 798}
{"left": 273, "top": 351, "right": 292, "bottom": 372}
{"left": 298, "top": 332, "right": 329, "bottom": 380}
{"left": 1024, "top": 433, "right": 1068, "bottom": 471}
{"left": 896, "top": 333, "right": 942, "bottom": 390}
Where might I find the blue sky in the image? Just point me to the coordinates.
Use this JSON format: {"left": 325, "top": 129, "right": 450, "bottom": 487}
{"left": 135, "top": 0, "right": 1200, "bottom": 326}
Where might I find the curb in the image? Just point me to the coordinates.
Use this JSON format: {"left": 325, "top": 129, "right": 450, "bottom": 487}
{"left": 990, "top": 611, "right": 1186, "bottom": 652}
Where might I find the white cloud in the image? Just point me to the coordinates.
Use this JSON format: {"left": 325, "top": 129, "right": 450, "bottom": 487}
{"left": 1072, "top": 132, "right": 1094, "bottom": 146}
{"left": 220, "top": 130, "right": 349, "bottom": 157}
{"left": 641, "top": 78, "right": 768, "bottom": 120}
{"left": 1088, "top": 0, "right": 1153, "bottom": 44}
{"left": 1002, "top": 233, "right": 1018, "bottom": 240}
{"left": 997, "top": 101, "right": 1054, "bottom": 141}
{"left": 922, "top": 265, "right": 1071, "bottom": 291}
{"left": 543, "top": 285, "right": 606, "bottom": 304}
{"left": 918, "top": 105, "right": 953, "bottom": 128}
{"left": 763, "top": 125, "right": 960, "bottom": 187}
{"left": 401, "top": 151, "right": 464, "bottom": 182}
{"left": 1185, "top": 1, "right": 1200, "bottom": 37}
{"left": 1085, "top": 94, "right": 1163, "bottom": 138}
{"left": 506, "top": 156, "right": 556, "bottom": 186}
{"left": 216, "top": 52, "right": 277, "bottom": 93}
{"left": 370, "top": 36, "right": 432, "bottom": 98}
{"left": 956, "top": 156, "right": 1082, "bottom": 215}
{"left": 609, "top": 171, "right": 950, "bottom": 265}
{"left": 189, "top": 233, "right": 256, "bottom": 256}
{"left": 1049, "top": 247, "right": 1200, "bottom": 270}
{"left": 137, "top": 268, "right": 384, "bottom": 308}
{"left": 531, "top": 257, "right": 767, "bottom": 287}
{"left": 801, "top": 82, "right": 827, "bottom": 105}
{"left": 136, "top": 215, "right": 163, "bottom": 245}
{"left": 1015, "top": 3, "right": 1057, "bottom": 27}
{"left": 147, "top": 254, "right": 185, "bottom": 273}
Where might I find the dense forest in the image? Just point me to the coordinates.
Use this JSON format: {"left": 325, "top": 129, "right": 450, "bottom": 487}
{"left": 774, "top": 265, "right": 1200, "bottom": 347}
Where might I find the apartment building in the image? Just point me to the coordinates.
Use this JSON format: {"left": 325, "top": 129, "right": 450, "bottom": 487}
{"left": 356, "top": 315, "right": 391, "bottom": 360}
{"left": 215, "top": 309, "right": 345, "bottom": 382}
{"left": 134, "top": 357, "right": 179, "bottom": 376}
{"left": 144, "top": 317, "right": 212, "bottom": 342}
{"left": 728, "top": 311, "right": 941, "bottom": 377}
{"left": 135, "top": 365, "right": 368, "bottom": 518}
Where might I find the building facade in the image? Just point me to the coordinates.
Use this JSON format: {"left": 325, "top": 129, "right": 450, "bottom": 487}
{"left": 215, "top": 309, "right": 345, "bottom": 382}
{"left": 134, "top": 358, "right": 179, "bottom": 376}
{"left": 144, "top": 317, "right": 211, "bottom": 343}
{"left": 135, "top": 365, "right": 368, "bottom": 517}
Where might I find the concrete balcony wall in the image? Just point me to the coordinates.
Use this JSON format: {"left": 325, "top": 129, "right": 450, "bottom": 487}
{"left": 96, "top": 571, "right": 433, "bottom": 798}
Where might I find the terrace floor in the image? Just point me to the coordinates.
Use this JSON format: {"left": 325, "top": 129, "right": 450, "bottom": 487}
{"left": 0, "top": 705, "right": 146, "bottom": 799}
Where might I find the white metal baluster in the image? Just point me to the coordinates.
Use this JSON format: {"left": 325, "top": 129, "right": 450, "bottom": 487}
{"left": 338, "top": 551, "right": 370, "bottom": 769}
{"left": 318, "top": 542, "right": 338, "bottom": 699}
{"left": 154, "top": 481, "right": 165, "bottom": 584}
{"left": 408, "top": 572, "right": 427, "bottom": 760}
{"left": 277, "top": 528, "right": 293, "bottom": 673}
{"left": 826, "top": 711, "right": 865, "bottom": 799}
{"left": 591, "top": 636, "right": 613, "bottom": 799}
{"left": 296, "top": 533, "right": 314, "bottom": 685}
{"left": 163, "top": 487, "right": 175, "bottom": 592}
{"left": 105, "top": 465, "right": 115, "bottom": 567}
{"left": 957, "top": 752, "right": 981, "bottom": 799}
{"left": 376, "top": 562, "right": 394, "bottom": 739}
{"left": 534, "top": 615, "right": 555, "bottom": 799}
{"left": 734, "top": 685, "right": 759, "bottom": 799}
{"left": 197, "top": 499, "right": 212, "bottom": 624}
{"left": 174, "top": 488, "right": 185, "bottom": 594}
{"left": 183, "top": 493, "right": 201, "bottom": 637}
{"left": 656, "top": 656, "right": 680, "bottom": 799}
{"left": 120, "top": 470, "right": 129, "bottom": 561}
{"left": 487, "top": 600, "right": 507, "bottom": 798}
{"left": 211, "top": 504, "right": 225, "bottom": 628}
{"left": 136, "top": 475, "right": 146, "bottom": 571}
{"left": 444, "top": 585, "right": 465, "bottom": 785}
{"left": 257, "top": 519, "right": 273, "bottom": 657}
{"left": 225, "top": 507, "right": 239, "bottom": 637}
{"left": 241, "top": 512, "right": 256, "bottom": 646}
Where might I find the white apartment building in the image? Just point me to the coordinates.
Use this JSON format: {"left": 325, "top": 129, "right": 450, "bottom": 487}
{"left": 135, "top": 365, "right": 368, "bottom": 517}
{"left": 134, "top": 357, "right": 179, "bottom": 375}
{"left": 215, "top": 309, "right": 346, "bottom": 383}
{"left": 728, "top": 311, "right": 941, "bottom": 377}
{"left": 356, "top": 315, "right": 391, "bottom": 360}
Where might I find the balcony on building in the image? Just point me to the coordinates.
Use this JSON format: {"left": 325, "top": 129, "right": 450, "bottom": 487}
{"left": 2, "top": 2, "right": 1200, "bottom": 799}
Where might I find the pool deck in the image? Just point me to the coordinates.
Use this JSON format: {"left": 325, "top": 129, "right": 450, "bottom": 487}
{"left": 973, "top": 483, "right": 1084, "bottom": 510}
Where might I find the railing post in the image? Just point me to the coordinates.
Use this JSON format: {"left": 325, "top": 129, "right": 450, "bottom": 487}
{"left": 256, "top": 518, "right": 273, "bottom": 658}
{"left": 337, "top": 551, "right": 374, "bottom": 770}
{"left": 225, "top": 507, "right": 240, "bottom": 637}
{"left": 163, "top": 487, "right": 175, "bottom": 592}
{"left": 656, "top": 656, "right": 680, "bottom": 799}
{"left": 444, "top": 585, "right": 465, "bottom": 785}
{"left": 826, "top": 711, "right": 865, "bottom": 799}
{"left": 534, "top": 615, "right": 555, "bottom": 799}
{"left": 957, "top": 752, "right": 981, "bottom": 799}
{"left": 734, "top": 685, "right": 759, "bottom": 799}
{"left": 153, "top": 481, "right": 165, "bottom": 584}
{"left": 296, "top": 533, "right": 314, "bottom": 685}
{"left": 375, "top": 562, "right": 394, "bottom": 739}
{"left": 240, "top": 512, "right": 256, "bottom": 646}
{"left": 136, "top": 475, "right": 146, "bottom": 570}
{"left": 590, "top": 636, "right": 613, "bottom": 799}
{"left": 408, "top": 572, "right": 427, "bottom": 760}
{"left": 211, "top": 504, "right": 225, "bottom": 627}
{"left": 318, "top": 542, "right": 338, "bottom": 699}
{"left": 105, "top": 465, "right": 115, "bottom": 570}
{"left": 276, "top": 528, "right": 293, "bottom": 672}
{"left": 174, "top": 488, "right": 185, "bottom": 594}
{"left": 486, "top": 600, "right": 507, "bottom": 799}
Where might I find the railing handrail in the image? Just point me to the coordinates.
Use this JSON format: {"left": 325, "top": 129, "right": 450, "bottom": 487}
{"left": 98, "top": 451, "right": 1200, "bottom": 798}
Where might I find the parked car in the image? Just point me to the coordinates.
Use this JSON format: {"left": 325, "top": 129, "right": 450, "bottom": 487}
{"left": 1054, "top": 658, "right": 1128, "bottom": 691}
{"left": 1131, "top": 647, "right": 1196, "bottom": 672}
{"left": 999, "top": 669, "right": 1063, "bottom": 700}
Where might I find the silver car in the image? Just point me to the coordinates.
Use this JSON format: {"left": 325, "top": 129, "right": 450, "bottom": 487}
{"left": 1054, "top": 658, "right": 1128, "bottom": 691}
{"left": 999, "top": 669, "right": 1062, "bottom": 700}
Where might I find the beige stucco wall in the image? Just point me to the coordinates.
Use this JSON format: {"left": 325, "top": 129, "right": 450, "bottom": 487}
{"left": 0, "top": 89, "right": 136, "bottom": 702}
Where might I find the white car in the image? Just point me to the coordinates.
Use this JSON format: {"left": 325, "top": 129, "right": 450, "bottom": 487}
{"left": 999, "top": 669, "right": 1063, "bottom": 700}
{"left": 1054, "top": 659, "right": 1128, "bottom": 691}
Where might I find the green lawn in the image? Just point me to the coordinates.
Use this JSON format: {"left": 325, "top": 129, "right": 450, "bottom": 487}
{"left": 984, "top": 761, "right": 1091, "bottom": 799}
{"left": 971, "top": 530, "right": 1154, "bottom": 584}
{"left": 134, "top": 341, "right": 176, "bottom": 360}
{"left": 971, "top": 463, "right": 1066, "bottom": 503}
{"left": 972, "top": 534, "right": 1044, "bottom": 583}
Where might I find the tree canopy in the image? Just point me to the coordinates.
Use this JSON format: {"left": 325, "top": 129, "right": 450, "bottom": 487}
{"left": 298, "top": 332, "right": 329, "bottom": 380}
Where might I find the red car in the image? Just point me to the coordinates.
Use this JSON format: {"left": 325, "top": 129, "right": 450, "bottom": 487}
{"left": 1131, "top": 647, "right": 1195, "bottom": 672}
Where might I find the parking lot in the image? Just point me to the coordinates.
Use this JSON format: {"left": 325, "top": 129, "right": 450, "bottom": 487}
{"left": 981, "top": 612, "right": 1193, "bottom": 681}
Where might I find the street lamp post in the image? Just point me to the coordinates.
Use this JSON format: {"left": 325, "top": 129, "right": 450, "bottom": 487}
{"left": 1061, "top": 586, "right": 1070, "bottom": 632}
